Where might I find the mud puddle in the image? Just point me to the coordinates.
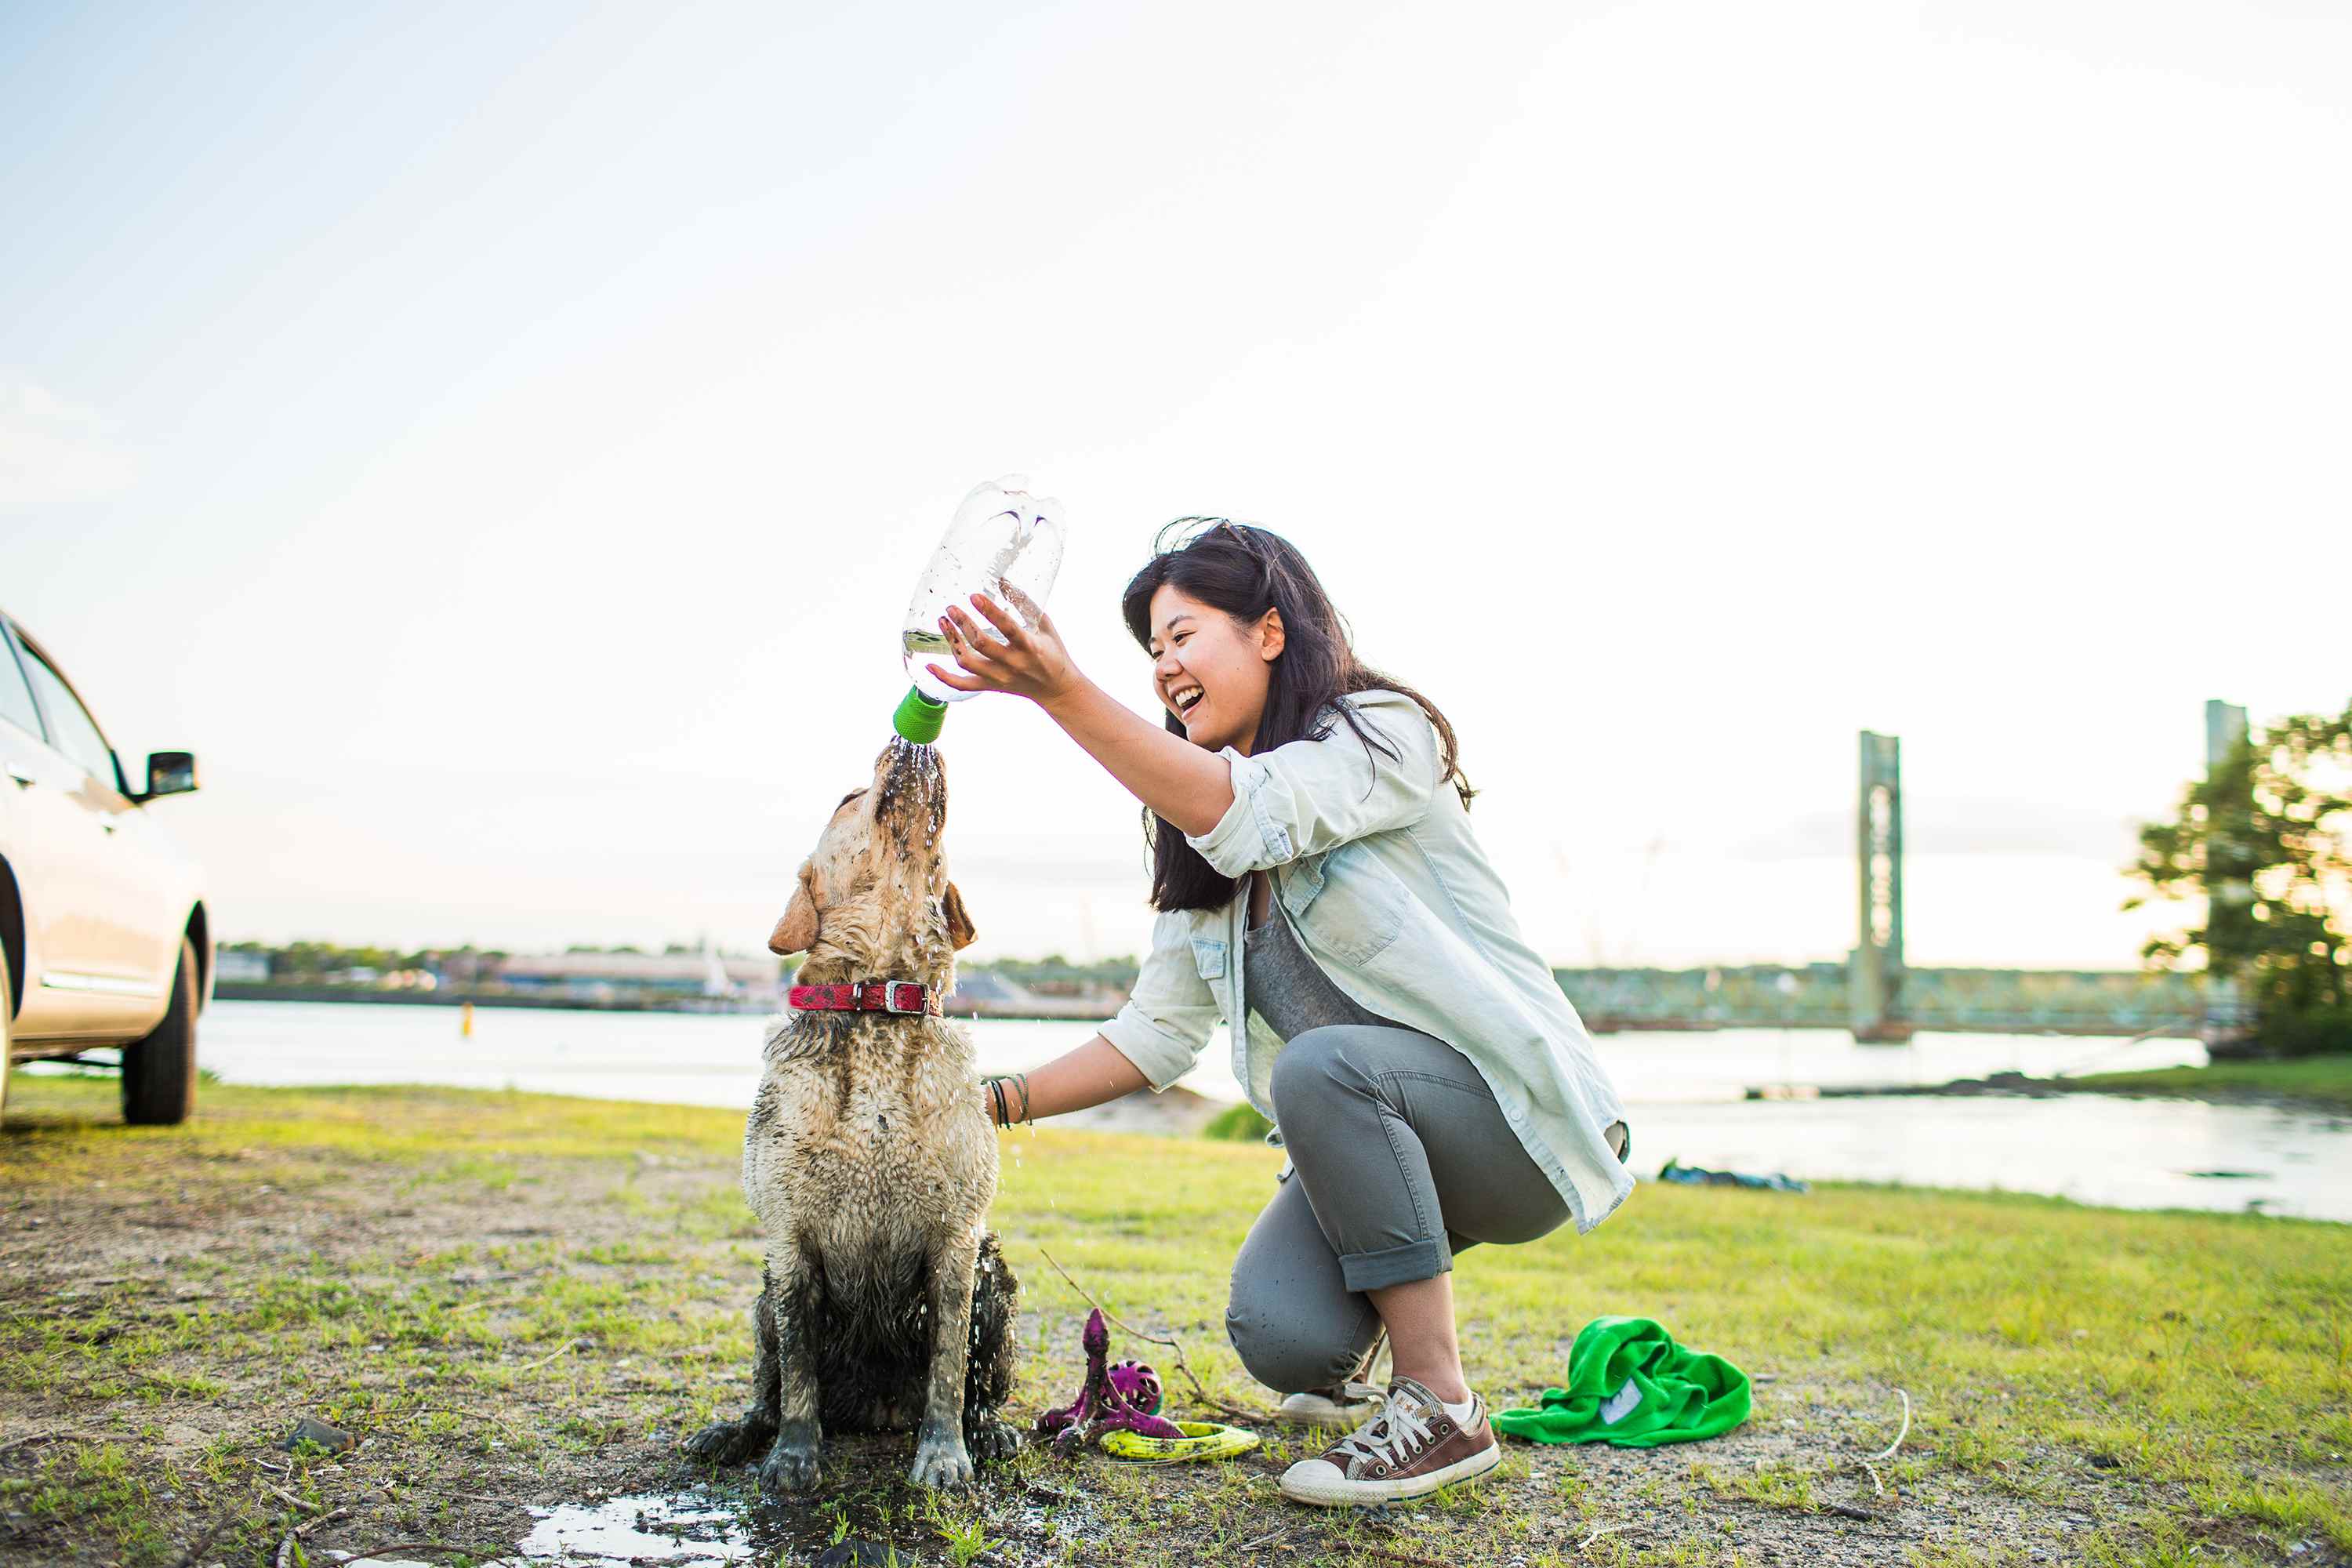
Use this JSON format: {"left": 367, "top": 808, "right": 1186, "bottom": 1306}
{"left": 338, "top": 1490, "right": 765, "bottom": 1567}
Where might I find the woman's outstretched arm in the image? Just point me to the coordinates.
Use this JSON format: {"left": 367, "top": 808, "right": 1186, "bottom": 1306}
{"left": 1035, "top": 676, "right": 1236, "bottom": 837}
{"left": 927, "top": 593, "right": 1235, "bottom": 837}
{"left": 981, "top": 1033, "right": 1149, "bottom": 1125}
{"left": 982, "top": 909, "right": 1220, "bottom": 1125}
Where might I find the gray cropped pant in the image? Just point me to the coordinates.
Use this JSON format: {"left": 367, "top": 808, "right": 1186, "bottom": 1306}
{"left": 1224, "top": 1024, "right": 1605, "bottom": 1396}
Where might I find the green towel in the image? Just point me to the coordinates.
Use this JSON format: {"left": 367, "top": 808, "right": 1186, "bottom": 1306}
{"left": 1492, "top": 1316, "right": 1750, "bottom": 1447}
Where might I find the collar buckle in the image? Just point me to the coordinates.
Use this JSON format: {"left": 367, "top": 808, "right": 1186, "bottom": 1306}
{"left": 872, "top": 980, "right": 929, "bottom": 1014}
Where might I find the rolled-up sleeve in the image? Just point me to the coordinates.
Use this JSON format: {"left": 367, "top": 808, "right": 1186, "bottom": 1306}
{"left": 1099, "top": 912, "right": 1221, "bottom": 1091}
{"left": 1184, "top": 691, "right": 1440, "bottom": 877}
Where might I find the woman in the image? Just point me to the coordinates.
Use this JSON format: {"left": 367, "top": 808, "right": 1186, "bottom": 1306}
{"left": 928, "top": 521, "right": 1631, "bottom": 1508}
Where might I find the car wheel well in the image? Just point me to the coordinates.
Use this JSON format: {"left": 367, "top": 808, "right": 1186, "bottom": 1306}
{"left": 185, "top": 900, "right": 211, "bottom": 1009}
{"left": 0, "top": 857, "right": 22, "bottom": 1022}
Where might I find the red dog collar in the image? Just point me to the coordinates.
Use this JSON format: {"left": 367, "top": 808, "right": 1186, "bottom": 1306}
{"left": 788, "top": 980, "right": 939, "bottom": 1016}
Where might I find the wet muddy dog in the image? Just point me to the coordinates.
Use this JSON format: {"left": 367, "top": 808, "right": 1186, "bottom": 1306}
{"left": 685, "top": 738, "right": 1019, "bottom": 1492}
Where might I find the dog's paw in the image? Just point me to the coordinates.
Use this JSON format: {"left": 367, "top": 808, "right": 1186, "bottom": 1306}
{"left": 758, "top": 1430, "right": 823, "bottom": 1496}
{"left": 908, "top": 1430, "right": 976, "bottom": 1490}
{"left": 682, "top": 1416, "right": 775, "bottom": 1467}
{"left": 967, "top": 1414, "right": 1022, "bottom": 1466}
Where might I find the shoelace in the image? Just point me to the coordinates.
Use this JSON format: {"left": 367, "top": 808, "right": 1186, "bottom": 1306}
{"left": 1336, "top": 1394, "right": 1436, "bottom": 1471}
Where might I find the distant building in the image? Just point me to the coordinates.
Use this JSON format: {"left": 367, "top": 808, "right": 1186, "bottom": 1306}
{"left": 216, "top": 949, "right": 270, "bottom": 984}
{"left": 942, "top": 970, "right": 1028, "bottom": 1011}
{"left": 494, "top": 950, "right": 783, "bottom": 1004}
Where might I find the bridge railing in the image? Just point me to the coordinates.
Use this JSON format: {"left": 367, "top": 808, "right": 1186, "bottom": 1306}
{"left": 1554, "top": 965, "right": 2204, "bottom": 1037}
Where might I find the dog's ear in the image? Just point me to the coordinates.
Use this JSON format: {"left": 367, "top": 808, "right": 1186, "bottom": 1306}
{"left": 769, "top": 865, "right": 819, "bottom": 955}
{"left": 942, "top": 880, "right": 977, "bottom": 951}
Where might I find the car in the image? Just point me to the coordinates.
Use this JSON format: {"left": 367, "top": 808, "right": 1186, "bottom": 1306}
{"left": 0, "top": 610, "right": 210, "bottom": 1126}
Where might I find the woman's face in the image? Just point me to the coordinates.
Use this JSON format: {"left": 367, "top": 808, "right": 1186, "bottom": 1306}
{"left": 1146, "top": 584, "right": 1284, "bottom": 755}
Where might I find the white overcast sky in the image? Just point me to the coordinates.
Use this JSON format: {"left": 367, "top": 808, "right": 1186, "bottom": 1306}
{"left": 5, "top": 0, "right": 2346, "bottom": 968}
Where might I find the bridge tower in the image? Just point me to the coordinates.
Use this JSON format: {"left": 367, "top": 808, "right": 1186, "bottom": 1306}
{"left": 1849, "top": 730, "right": 1911, "bottom": 1042}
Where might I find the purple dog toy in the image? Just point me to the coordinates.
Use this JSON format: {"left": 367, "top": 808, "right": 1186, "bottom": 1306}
{"left": 1036, "top": 1308, "right": 1181, "bottom": 1450}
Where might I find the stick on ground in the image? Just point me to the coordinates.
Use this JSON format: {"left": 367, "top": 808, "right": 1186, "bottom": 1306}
{"left": 1867, "top": 1389, "right": 1912, "bottom": 1460}
{"left": 514, "top": 1337, "right": 579, "bottom": 1374}
{"left": 265, "top": 1483, "right": 325, "bottom": 1515}
{"left": 274, "top": 1504, "right": 356, "bottom": 1566}
{"left": 297, "top": 1508, "right": 352, "bottom": 1540}
{"left": 1822, "top": 1503, "right": 1885, "bottom": 1522}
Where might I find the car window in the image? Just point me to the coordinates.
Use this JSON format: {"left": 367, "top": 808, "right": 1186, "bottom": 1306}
{"left": 16, "top": 641, "right": 122, "bottom": 789}
{"left": 0, "top": 634, "right": 41, "bottom": 739}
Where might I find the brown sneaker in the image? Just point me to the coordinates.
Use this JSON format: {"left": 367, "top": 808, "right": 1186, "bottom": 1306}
{"left": 1277, "top": 1377, "right": 1501, "bottom": 1507}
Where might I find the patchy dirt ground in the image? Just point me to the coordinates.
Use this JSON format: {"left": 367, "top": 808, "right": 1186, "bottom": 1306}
{"left": 2, "top": 1074, "right": 2346, "bottom": 1567}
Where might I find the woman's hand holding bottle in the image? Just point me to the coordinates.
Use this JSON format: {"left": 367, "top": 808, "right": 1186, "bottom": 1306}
{"left": 928, "top": 588, "right": 1083, "bottom": 709}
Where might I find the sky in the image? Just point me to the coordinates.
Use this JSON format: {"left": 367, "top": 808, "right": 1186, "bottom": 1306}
{"left": 4, "top": 0, "right": 2347, "bottom": 969}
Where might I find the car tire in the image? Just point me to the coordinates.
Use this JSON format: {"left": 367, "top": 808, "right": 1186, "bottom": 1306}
{"left": 122, "top": 936, "right": 198, "bottom": 1127}
{"left": 0, "top": 946, "right": 13, "bottom": 1127}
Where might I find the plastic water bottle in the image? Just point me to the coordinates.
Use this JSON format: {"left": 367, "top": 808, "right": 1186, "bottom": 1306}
{"left": 893, "top": 476, "right": 1067, "bottom": 742}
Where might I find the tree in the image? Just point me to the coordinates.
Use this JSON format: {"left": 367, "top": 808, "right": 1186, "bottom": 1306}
{"left": 2127, "top": 702, "right": 2352, "bottom": 1055}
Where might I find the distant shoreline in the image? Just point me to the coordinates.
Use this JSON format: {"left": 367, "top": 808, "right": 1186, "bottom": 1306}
{"left": 1802, "top": 1058, "right": 2352, "bottom": 1114}
{"left": 209, "top": 982, "right": 1109, "bottom": 1023}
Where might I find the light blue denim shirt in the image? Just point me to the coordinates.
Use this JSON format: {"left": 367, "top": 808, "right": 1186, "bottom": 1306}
{"left": 1099, "top": 689, "right": 1635, "bottom": 1234}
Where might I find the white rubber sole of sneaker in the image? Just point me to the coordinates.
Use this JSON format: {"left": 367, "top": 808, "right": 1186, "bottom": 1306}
{"left": 1278, "top": 1439, "right": 1502, "bottom": 1507}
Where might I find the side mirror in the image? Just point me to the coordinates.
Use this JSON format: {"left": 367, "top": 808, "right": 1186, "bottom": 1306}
{"left": 140, "top": 751, "right": 198, "bottom": 801}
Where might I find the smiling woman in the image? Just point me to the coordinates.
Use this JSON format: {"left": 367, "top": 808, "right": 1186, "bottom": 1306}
{"left": 1115, "top": 521, "right": 1475, "bottom": 913}
{"left": 926, "top": 517, "right": 1632, "bottom": 1508}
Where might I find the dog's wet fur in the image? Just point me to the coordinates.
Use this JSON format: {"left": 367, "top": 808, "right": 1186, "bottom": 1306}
{"left": 684, "top": 739, "right": 1020, "bottom": 1492}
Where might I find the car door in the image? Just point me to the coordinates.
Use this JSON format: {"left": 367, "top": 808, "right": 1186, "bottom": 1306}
{"left": 5, "top": 625, "right": 171, "bottom": 1036}
{"left": 0, "top": 625, "right": 118, "bottom": 1036}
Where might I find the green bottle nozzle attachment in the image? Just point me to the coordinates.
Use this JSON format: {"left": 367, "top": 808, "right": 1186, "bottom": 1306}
{"left": 893, "top": 685, "right": 947, "bottom": 744}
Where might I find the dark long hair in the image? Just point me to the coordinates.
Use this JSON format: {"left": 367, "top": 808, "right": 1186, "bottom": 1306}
{"left": 1120, "top": 520, "right": 1474, "bottom": 913}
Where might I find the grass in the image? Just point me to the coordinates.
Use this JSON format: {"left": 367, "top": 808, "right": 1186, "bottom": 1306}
{"left": 1200, "top": 1101, "right": 1275, "bottom": 1142}
{"left": 2063, "top": 1053, "right": 2352, "bottom": 1112}
{"left": 2, "top": 1073, "right": 2348, "bottom": 1566}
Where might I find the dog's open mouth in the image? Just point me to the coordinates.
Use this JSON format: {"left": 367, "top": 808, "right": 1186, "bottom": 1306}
{"left": 877, "top": 736, "right": 948, "bottom": 837}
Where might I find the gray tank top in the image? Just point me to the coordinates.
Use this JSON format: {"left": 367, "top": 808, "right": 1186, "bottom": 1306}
{"left": 1243, "top": 884, "right": 1408, "bottom": 1043}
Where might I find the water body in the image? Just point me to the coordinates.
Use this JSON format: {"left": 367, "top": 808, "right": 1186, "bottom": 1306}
{"left": 151, "top": 1001, "right": 2350, "bottom": 1222}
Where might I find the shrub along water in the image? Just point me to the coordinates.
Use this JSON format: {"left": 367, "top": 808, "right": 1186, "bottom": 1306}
{"left": 2129, "top": 699, "right": 2352, "bottom": 1058}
